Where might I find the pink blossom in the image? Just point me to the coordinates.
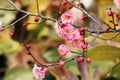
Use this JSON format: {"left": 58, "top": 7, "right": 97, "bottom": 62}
{"left": 68, "top": 37, "right": 82, "bottom": 48}
{"left": 32, "top": 64, "right": 45, "bottom": 80}
{"left": 59, "top": 24, "right": 75, "bottom": 40}
{"left": 61, "top": 12, "right": 76, "bottom": 24}
{"left": 0, "top": 21, "right": 3, "bottom": 30}
{"left": 54, "top": 21, "right": 63, "bottom": 35}
{"left": 114, "top": 0, "right": 120, "bottom": 9}
{"left": 68, "top": 29, "right": 83, "bottom": 48}
{"left": 58, "top": 44, "right": 70, "bottom": 56}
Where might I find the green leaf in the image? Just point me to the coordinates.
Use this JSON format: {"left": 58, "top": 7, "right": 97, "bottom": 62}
{"left": 110, "top": 62, "right": 120, "bottom": 79}
{"left": 102, "top": 33, "right": 120, "bottom": 43}
{"left": 4, "top": 67, "right": 34, "bottom": 80}
{"left": 87, "top": 45, "right": 120, "bottom": 60}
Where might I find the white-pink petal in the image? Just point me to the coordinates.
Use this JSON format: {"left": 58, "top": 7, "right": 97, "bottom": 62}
{"left": 61, "top": 12, "right": 76, "bottom": 24}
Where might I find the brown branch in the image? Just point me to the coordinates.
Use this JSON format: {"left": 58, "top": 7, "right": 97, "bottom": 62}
{"left": 23, "top": 43, "right": 83, "bottom": 67}
{"left": 23, "top": 44, "right": 44, "bottom": 66}
{"left": 36, "top": 0, "right": 40, "bottom": 15}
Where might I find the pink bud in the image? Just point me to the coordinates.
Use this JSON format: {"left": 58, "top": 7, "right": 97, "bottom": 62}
{"left": 9, "top": 31, "right": 14, "bottom": 37}
{"left": 60, "top": 22, "right": 67, "bottom": 28}
{"left": 26, "top": 51, "right": 30, "bottom": 55}
{"left": 86, "top": 58, "right": 91, "bottom": 63}
{"left": 77, "top": 57, "right": 84, "bottom": 62}
{"left": 81, "top": 43, "right": 88, "bottom": 49}
{"left": 107, "top": 9, "right": 114, "bottom": 16}
{"left": 34, "top": 17, "right": 39, "bottom": 22}
{"left": 115, "top": 23, "right": 118, "bottom": 26}
{"left": 79, "top": 37, "right": 84, "bottom": 42}
{"left": 0, "top": 21, "right": 3, "bottom": 30}
{"left": 109, "top": 20, "right": 113, "bottom": 23}
{"left": 105, "top": 27, "right": 110, "bottom": 31}
{"left": 61, "top": 1, "right": 67, "bottom": 6}
{"left": 27, "top": 44, "right": 31, "bottom": 49}
{"left": 59, "top": 60, "right": 65, "bottom": 66}
{"left": 67, "top": 5, "right": 73, "bottom": 9}
{"left": 23, "top": 22, "right": 28, "bottom": 27}
{"left": 43, "top": 67, "right": 49, "bottom": 73}
{"left": 80, "top": 15, "right": 87, "bottom": 20}
{"left": 79, "top": 27, "right": 85, "bottom": 32}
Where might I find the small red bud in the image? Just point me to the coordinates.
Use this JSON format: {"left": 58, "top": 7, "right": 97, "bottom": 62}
{"left": 61, "top": 22, "right": 67, "bottom": 28}
{"left": 34, "top": 17, "right": 39, "bottom": 22}
{"left": 105, "top": 27, "right": 110, "bottom": 31}
{"left": 86, "top": 57, "right": 91, "bottom": 63}
{"left": 59, "top": 60, "right": 65, "bottom": 66}
{"left": 116, "top": 14, "right": 120, "bottom": 19}
{"left": 80, "top": 32, "right": 84, "bottom": 36}
{"left": 81, "top": 43, "right": 88, "bottom": 49}
{"left": 116, "top": 14, "right": 119, "bottom": 17}
{"left": 43, "top": 67, "right": 49, "bottom": 73}
{"left": 80, "top": 37, "right": 84, "bottom": 42}
{"left": 67, "top": 5, "right": 73, "bottom": 9}
{"left": 109, "top": 20, "right": 113, "bottom": 23}
{"left": 33, "top": 59, "right": 36, "bottom": 62}
{"left": 80, "top": 15, "right": 87, "bottom": 20}
{"left": 117, "top": 15, "right": 120, "bottom": 19}
{"left": 79, "top": 27, "right": 85, "bottom": 32}
{"left": 77, "top": 57, "right": 84, "bottom": 62}
{"left": 9, "top": 31, "right": 14, "bottom": 37}
{"left": 115, "top": 23, "right": 118, "bottom": 26}
{"left": 107, "top": 9, "right": 114, "bottom": 16}
{"left": 27, "top": 44, "right": 31, "bottom": 49}
{"left": 75, "top": 3, "right": 80, "bottom": 7}
{"left": 61, "top": 1, "right": 67, "bottom": 6}
{"left": 23, "top": 22, "right": 28, "bottom": 27}
{"left": 26, "top": 51, "right": 30, "bottom": 55}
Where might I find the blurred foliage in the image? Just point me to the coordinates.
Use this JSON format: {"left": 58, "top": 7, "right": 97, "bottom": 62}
{"left": 87, "top": 45, "right": 120, "bottom": 60}
{"left": 3, "top": 67, "right": 34, "bottom": 80}
{"left": 110, "top": 62, "right": 120, "bottom": 79}
{"left": 0, "top": 30, "right": 22, "bottom": 55}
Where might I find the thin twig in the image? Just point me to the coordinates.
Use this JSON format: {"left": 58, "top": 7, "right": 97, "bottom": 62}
{"left": 2, "top": 14, "right": 29, "bottom": 30}
{"left": 36, "top": 0, "right": 40, "bottom": 15}
{"left": 0, "top": 7, "right": 56, "bottom": 22}
{"left": 23, "top": 44, "right": 44, "bottom": 66}
{"left": 23, "top": 43, "right": 83, "bottom": 67}
{"left": 66, "top": 0, "right": 111, "bottom": 29}
{"left": 88, "top": 32, "right": 99, "bottom": 48}
{"left": 0, "top": 7, "right": 16, "bottom": 11}
{"left": 91, "top": 32, "right": 120, "bottom": 40}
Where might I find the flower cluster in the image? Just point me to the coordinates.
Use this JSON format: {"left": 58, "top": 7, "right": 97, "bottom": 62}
{"left": 56, "top": 12, "right": 87, "bottom": 48}
{"left": 32, "top": 64, "right": 48, "bottom": 80}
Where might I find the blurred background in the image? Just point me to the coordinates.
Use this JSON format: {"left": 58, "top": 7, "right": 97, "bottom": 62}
{"left": 0, "top": 0, "right": 120, "bottom": 80}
